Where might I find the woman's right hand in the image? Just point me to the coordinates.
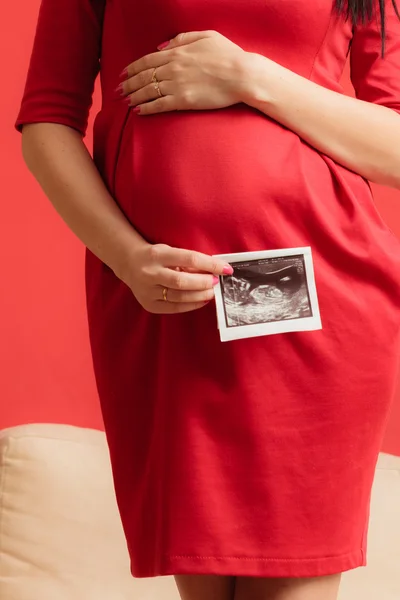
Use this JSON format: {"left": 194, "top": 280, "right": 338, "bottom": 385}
{"left": 118, "top": 243, "right": 233, "bottom": 314}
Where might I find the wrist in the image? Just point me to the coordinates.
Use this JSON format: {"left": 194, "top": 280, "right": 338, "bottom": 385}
{"left": 109, "top": 232, "right": 149, "bottom": 285}
{"left": 236, "top": 51, "right": 275, "bottom": 108}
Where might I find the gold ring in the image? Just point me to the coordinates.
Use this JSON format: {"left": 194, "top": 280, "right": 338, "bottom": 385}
{"left": 162, "top": 287, "right": 168, "bottom": 302}
{"left": 152, "top": 68, "right": 164, "bottom": 98}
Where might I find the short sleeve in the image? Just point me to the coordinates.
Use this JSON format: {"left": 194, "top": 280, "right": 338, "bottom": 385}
{"left": 15, "top": 0, "right": 106, "bottom": 136}
{"left": 350, "top": 0, "right": 400, "bottom": 114}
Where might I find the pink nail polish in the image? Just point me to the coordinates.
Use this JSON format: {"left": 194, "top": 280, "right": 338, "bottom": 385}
{"left": 157, "top": 41, "right": 170, "bottom": 50}
{"left": 212, "top": 276, "right": 219, "bottom": 286}
{"left": 223, "top": 265, "right": 234, "bottom": 275}
{"left": 132, "top": 106, "right": 141, "bottom": 114}
{"left": 115, "top": 83, "right": 125, "bottom": 96}
{"left": 120, "top": 67, "right": 128, "bottom": 79}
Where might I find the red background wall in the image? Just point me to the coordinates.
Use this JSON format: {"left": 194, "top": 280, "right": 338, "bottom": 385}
{"left": 2, "top": 2, "right": 400, "bottom": 453}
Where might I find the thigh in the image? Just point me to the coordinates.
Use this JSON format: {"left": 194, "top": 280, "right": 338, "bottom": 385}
{"left": 175, "top": 575, "right": 236, "bottom": 600}
{"left": 234, "top": 574, "right": 341, "bottom": 600}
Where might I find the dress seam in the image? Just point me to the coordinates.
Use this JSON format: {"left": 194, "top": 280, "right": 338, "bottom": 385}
{"left": 308, "top": 7, "right": 335, "bottom": 81}
{"left": 167, "top": 550, "right": 360, "bottom": 562}
{"left": 111, "top": 107, "right": 131, "bottom": 196}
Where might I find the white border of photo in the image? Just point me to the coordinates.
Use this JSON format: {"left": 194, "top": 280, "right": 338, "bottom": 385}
{"left": 213, "top": 246, "right": 322, "bottom": 342}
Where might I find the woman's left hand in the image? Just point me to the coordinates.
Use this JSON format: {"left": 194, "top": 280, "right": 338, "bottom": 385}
{"left": 119, "top": 31, "right": 248, "bottom": 115}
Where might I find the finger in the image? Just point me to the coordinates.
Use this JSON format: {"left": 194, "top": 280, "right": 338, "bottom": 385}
{"left": 154, "top": 245, "right": 233, "bottom": 276}
{"left": 152, "top": 300, "right": 210, "bottom": 314}
{"left": 179, "top": 267, "right": 211, "bottom": 274}
{"left": 128, "top": 80, "right": 173, "bottom": 108}
{"left": 157, "top": 31, "right": 215, "bottom": 51}
{"left": 160, "top": 286, "right": 215, "bottom": 304}
{"left": 123, "top": 51, "right": 173, "bottom": 79}
{"left": 135, "top": 96, "right": 175, "bottom": 116}
{"left": 159, "top": 269, "right": 218, "bottom": 292}
{"left": 121, "top": 65, "right": 171, "bottom": 97}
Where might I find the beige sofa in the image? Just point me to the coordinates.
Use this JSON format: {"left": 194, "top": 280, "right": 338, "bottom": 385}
{"left": 0, "top": 424, "right": 399, "bottom": 600}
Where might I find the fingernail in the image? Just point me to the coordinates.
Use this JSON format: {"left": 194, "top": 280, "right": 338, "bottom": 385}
{"left": 157, "top": 41, "right": 170, "bottom": 50}
{"left": 212, "top": 276, "right": 219, "bottom": 286}
{"left": 120, "top": 67, "right": 128, "bottom": 78}
{"left": 115, "top": 83, "right": 125, "bottom": 96}
{"left": 132, "top": 106, "right": 141, "bottom": 114}
{"left": 223, "top": 265, "right": 234, "bottom": 275}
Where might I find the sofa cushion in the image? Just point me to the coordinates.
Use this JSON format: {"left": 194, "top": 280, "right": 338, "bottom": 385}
{"left": 339, "top": 452, "right": 400, "bottom": 599}
{"left": 0, "top": 424, "right": 145, "bottom": 599}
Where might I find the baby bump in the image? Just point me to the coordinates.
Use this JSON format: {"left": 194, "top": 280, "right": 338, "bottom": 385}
{"left": 112, "top": 105, "right": 315, "bottom": 251}
{"left": 112, "top": 104, "right": 400, "bottom": 271}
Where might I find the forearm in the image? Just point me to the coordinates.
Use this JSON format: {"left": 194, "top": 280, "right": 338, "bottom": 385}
{"left": 21, "top": 123, "right": 147, "bottom": 281}
{"left": 240, "top": 53, "right": 400, "bottom": 189}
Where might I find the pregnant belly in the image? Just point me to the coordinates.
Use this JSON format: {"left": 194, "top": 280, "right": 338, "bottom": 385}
{"left": 114, "top": 105, "right": 314, "bottom": 251}
{"left": 113, "top": 104, "right": 397, "bottom": 260}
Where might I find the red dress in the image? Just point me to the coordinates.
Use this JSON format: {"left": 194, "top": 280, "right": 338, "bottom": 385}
{"left": 17, "top": 0, "right": 400, "bottom": 579}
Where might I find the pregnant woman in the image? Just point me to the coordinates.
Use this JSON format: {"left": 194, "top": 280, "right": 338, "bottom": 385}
{"left": 16, "top": 1, "right": 400, "bottom": 599}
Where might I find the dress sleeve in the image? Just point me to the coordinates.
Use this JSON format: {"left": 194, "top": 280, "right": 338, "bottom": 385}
{"left": 15, "top": 0, "right": 105, "bottom": 136}
{"left": 350, "top": 0, "right": 400, "bottom": 114}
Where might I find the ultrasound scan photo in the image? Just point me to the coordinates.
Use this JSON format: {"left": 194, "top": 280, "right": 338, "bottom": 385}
{"left": 213, "top": 247, "right": 322, "bottom": 341}
{"left": 221, "top": 255, "right": 312, "bottom": 328}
